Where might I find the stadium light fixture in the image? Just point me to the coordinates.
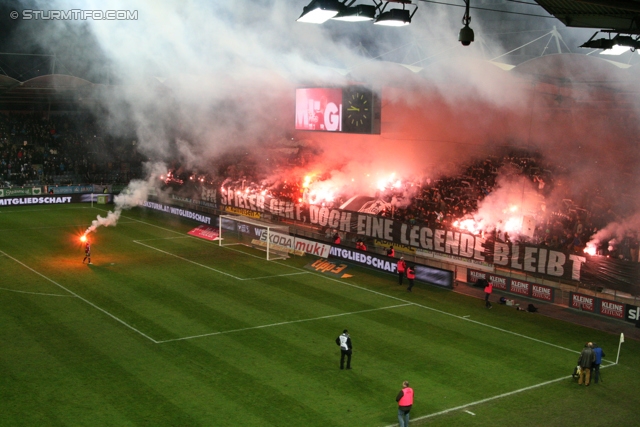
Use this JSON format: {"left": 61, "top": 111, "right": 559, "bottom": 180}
{"left": 580, "top": 32, "right": 640, "bottom": 51}
{"left": 297, "top": 0, "right": 344, "bottom": 24}
{"left": 332, "top": 4, "right": 378, "bottom": 22}
{"left": 374, "top": 1, "right": 417, "bottom": 26}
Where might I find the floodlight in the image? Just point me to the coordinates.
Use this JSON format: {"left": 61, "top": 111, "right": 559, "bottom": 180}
{"left": 599, "top": 45, "right": 631, "bottom": 55}
{"left": 297, "top": 0, "right": 343, "bottom": 24}
{"left": 374, "top": 8, "right": 411, "bottom": 26}
{"left": 332, "top": 4, "right": 377, "bottom": 22}
{"left": 580, "top": 38, "right": 616, "bottom": 50}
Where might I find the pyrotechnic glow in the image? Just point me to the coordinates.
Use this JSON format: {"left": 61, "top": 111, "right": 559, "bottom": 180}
{"left": 584, "top": 244, "right": 597, "bottom": 256}
{"left": 504, "top": 217, "right": 522, "bottom": 233}
{"left": 509, "top": 205, "right": 519, "bottom": 213}
{"left": 454, "top": 219, "right": 481, "bottom": 235}
{"left": 302, "top": 175, "right": 312, "bottom": 188}
{"left": 377, "top": 173, "right": 399, "bottom": 191}
{"left": 80, "top": 235, "right": 87, "bottom": 242}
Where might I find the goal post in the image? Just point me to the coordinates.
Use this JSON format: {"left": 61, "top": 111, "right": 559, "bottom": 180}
{"left": 218, "top": 215, "right": 291, "bottom": 260}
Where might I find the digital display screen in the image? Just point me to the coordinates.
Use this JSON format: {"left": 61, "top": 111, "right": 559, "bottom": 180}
{"left": 295, "top": 88, "right": 344, "bottom": 131}
{"left": 414, "top": 265, "right": 454, "bottom": 289}
{"left": 295, "top": 86, "right": 380, "bottom": 134}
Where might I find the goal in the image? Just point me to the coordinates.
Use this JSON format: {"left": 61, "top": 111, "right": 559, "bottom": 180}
{"left": 218, "top": 215, "right": 291, "bottom": 260}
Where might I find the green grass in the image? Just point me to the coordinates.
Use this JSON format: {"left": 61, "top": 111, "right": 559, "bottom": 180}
{"left": 0, "top": 204, "right": 638, "bottom": 426}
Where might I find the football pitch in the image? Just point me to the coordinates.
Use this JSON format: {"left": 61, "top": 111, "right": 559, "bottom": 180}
{"left": 1, "top": 205, "right": 638, "bottom": 426}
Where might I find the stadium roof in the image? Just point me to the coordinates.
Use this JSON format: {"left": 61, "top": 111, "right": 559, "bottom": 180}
{"left": 534, "top": 0, "right": 640, "bottom": 34}
{"left": 0, "top": 54, "right": 638, "bottom": 111}
{"left": 0, "top": 74, "right": 101, "bottom": 110}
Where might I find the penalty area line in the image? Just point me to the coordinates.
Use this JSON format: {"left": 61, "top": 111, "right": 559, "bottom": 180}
{"left": 270, "top": 262, "right": 581, "bottom": 356}
{"left": 0, "top": 286, "right": 76, "bottom": 297}
{"left": 239, "top": 271, "right": 311, "bottom": 281}
{"left": 382, "top": 364, "right": 617, "bottom": 426}
{"left": 133, "top": 240, "right": 244, "bottom": 280}
{"left": 156, "top": 303, "right": 412, "bottom": 344}
{"left": 0, "top": 250, "right": 158, "bottom": 343}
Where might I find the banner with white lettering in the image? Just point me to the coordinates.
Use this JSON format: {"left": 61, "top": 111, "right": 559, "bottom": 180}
{"left": 258, "top": 231, "right": 331, "bottom": 258}
{"left": 0, "top": 195, "right": 75, "bottom": 206}
{"left": 217, "top": 192, "right": 588, "bottom": 282}
{"left": 141, "top": 201, "right": 212, "bottom": 224}
{"left": 466, "top": 269, "right": 554, "bottom": 302}
{"left": 175, "top": 190, "right": 640, "bottom": 293}
{"left": 570, "top": 292, "right": 596, "bottom": 312}
{"left": 624, "top": 304, "right": 639, "bottom": 324}
{"left": 598, "top": 298, "right": 625, "bottom": 320}
{"left": 329, "top": 247, "right": 453, "bottom": 288}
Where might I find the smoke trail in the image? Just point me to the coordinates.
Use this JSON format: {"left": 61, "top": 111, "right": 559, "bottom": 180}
{"left": 585, "top": 213, "right": 640, "bottom": 254}
{"left": 84, "top": 162, "right": 166, "bottom": 236}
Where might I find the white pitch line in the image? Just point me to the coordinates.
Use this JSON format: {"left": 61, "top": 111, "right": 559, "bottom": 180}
{"left": 105, "top": 214, "right": 606, "bottom": 358}
{"left": 0, "top": 206, "right": 91, "bottom": 214}
{"left": 0, "top": 250, "right": 158, "bottom": 343}
{"left": 268, "top": 263, "right": 583, "bottom": 356}
{"left": 0, "top": 286, "right": 76, "bottom": 297}
{"left": 382, "top": 364, "right": 618, "bottom": 426}
{"left": 156, "top": 303, "right": 412, "bottom": 344}
{"left": 464, "top": 410, "right": 475, "bottom": 416}
{"left": 132, "top": 236, "right": 307, "bottom": 281}
{"left": 134, "top": 236, "right": 192, "bottom": 242}
{"left": 0, "top": 221, "right": 137, "bottom": 232}
{"left": 133, "top": 240, "right": 244, "bottom": 280}
{"left": 239, "top": 272, "right": 311, "bottom": 281}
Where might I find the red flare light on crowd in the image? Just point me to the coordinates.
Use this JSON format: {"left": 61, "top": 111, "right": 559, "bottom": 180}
{"left": 584, "top": 244, "right": 597, "bottom": 256}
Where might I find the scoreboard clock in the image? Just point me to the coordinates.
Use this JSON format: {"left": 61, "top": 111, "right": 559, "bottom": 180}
{"left": 342, "top": 87, "right": 373, "bottom": 134}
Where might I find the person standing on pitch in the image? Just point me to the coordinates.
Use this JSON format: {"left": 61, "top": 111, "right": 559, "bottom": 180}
{"left": 577, "top": 342, "right": 595, "bottom": 386}
{"left": 406, "top": 265, "right": 415, "bottom": 292}
{"left": 484, "top": 281, "right": 493, "bottom": 308}
{"left": 336, "top": 329, "right": 352, "bottom": 370}
{"left": 396, "top": 257, "right": 407, "bottom": 285}
{"left": 82, "top": 240, "right": 92, "bottom": 265}
{"left": 592, "top": 342, "right": 605, "bottom": 384}
{"left": 396, "top": 380, "right": 414, "bottom": 427}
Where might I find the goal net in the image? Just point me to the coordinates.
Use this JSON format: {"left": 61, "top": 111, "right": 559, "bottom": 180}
{"left": 218, "top": 215, "right": 291, "bottom": 260}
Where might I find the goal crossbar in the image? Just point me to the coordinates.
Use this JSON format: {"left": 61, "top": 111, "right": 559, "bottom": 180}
{"left": 218, "top": 215, "right": 290, "bottom": 261}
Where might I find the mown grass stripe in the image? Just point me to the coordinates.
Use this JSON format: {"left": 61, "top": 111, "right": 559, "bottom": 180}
{"left": 0, "top": 249, "right": 158, "bottom": 343}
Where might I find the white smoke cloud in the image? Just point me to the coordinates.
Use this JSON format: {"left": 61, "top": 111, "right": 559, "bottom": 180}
{"left": 84, "top": 162, "right": 166, "bottom": 235}
{"left": 11, "top": 0, "right": 640, "bottom": 241}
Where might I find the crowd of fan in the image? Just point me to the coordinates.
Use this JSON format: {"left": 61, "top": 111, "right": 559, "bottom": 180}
{"left": 217, "top": 149, "right": 636, "bottom": 259}
{"left": 0, "top": 112, "right": 144, "bottom": 187}
{"left": 2, "top": 114, "right": 636, "bottom": 260}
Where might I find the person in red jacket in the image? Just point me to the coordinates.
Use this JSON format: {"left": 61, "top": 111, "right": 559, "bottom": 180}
{"left": 386, "top": 246, "right": 395, "bottom": 257}
{"left": 82, "top": 241, "right": 92, "bottom": 265}
{"left": 333, "top": 231, "right": 341, "bottom": 245}
{"left": 396, "top": 380, "right": 414, "bottom": 427}
{"left": 406, "top": 265, "right": 415, "bottom": 292}
{"left": 396, "top": 257, "right": 407, "bottom": 285}
{"left": 484, "top": 281, "right": 493, "bottom": 309}
{"left": 355, "top": 239, "right": 367, "bottom": 251}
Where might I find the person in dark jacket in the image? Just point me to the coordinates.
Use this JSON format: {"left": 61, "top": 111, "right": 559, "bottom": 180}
{"left": 592, "top": 342, "right": 605, "bottom": 384}
{"left": 336, "top": 329, "right": 352, "bottom": 370}
{"left": 577, "top": 342, "right": 595, "bottom": 386}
